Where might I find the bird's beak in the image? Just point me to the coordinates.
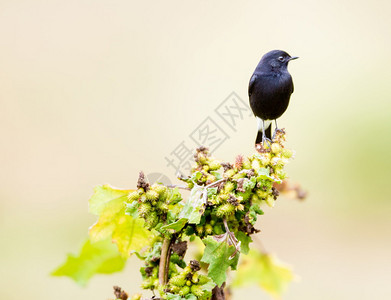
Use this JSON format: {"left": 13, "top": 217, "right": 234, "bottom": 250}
{"left": 288, "top": 56, "right": 299, "bottom": 61}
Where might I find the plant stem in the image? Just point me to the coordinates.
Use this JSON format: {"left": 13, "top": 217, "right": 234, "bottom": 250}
{"left": 159, "top": 236, "right": 173, "bottom": 286}
{"left": 212, "top": 283, "right": 226, "bottom": 300}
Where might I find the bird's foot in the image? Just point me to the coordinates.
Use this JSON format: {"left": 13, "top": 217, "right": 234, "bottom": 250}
{"left": 272, "top": 128, "right": 283, "bottom": 141}
{"left": 262, "top": 137, "right": 272, "bottom": 148}
{"left": 272, "top": 128, "right": 286, "bottom": 142}
{"left": 255, "top": 137, "right": 272, "bottom": 152}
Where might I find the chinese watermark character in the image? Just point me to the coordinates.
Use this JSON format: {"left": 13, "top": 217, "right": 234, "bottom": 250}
{"left": 189, "top": 117, "right": 229, "bottom": 153}
{"left": 165, "top": 141, "right": 194, "bottom": 175}
{"left": 215, "top": 92, "right": 252, "bottom": 131}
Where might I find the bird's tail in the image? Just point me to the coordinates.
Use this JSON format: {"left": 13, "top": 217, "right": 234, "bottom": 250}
{"left": 255, "top": 126, "right": 272, "bottom": 144}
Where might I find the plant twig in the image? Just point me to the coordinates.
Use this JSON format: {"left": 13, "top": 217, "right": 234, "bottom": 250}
{"left": 158, "top": 236, "right": 174, "bottom": 286}
{"left": 212, "top": 283, "right": 226, "bottom": 300}
{"left": 205, "top": 178, "right": 225, "bottom": 189}
{"left": 167, "top": 184, "right": 190, "bottom": 190}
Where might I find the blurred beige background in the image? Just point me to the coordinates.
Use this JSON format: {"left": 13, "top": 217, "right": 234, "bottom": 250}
{"left": 1, "top": 0, "right": 391, "bottom": 299}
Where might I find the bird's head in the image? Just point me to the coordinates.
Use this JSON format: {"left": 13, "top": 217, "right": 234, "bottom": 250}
{"left": 259, "top": 50, "right": 298, "bottom": 71}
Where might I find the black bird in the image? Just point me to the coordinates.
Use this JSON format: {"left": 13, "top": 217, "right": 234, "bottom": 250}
{"left": 248, "top": 50, "right": 298, "bottom": 144}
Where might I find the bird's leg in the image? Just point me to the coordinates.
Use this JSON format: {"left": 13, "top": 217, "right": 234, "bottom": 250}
{"left": 272, "top": 119, "right": 279, "bottom": 140}
{"left": 262, "top": 119, "right": 272, "bottom": 147}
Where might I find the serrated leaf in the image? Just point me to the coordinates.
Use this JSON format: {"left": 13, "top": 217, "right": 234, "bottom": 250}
{"left": 179, "top": 184, "right": 206, "bottom": 224}
{"left": 89, "top": 185, "right": 153, "bottom": 256}
{"left": 51, "top": 238, "right": 126, "bottom": 286}
{"left": 200, "top": 235, "right": 239, "bottom": 287}
{"left": 161, "top": 218, "right": 188, "bottom": 232}
{"left": 235, "top": 232, "right": 252, "bottom": 255}
{"left": 233, "top": 249, "right": 295, "bottom": 298}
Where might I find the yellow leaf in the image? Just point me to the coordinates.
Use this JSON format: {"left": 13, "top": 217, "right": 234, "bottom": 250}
{"left": 233, "top": 249, "right": 295, "bottom": 299}
{"left": 52, "top": 238, "right": 126, "bottom": 286}
{"left": 88, "top": 185, "right": 153, "bottom": 256}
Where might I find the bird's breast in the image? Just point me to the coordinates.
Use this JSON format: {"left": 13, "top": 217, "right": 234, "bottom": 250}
{"left": 249, "top": 72, "right": 293, "bottom": 120}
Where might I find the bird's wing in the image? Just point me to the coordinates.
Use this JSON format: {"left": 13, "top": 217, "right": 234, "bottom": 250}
{"left": 248, "top": 74, "right": 258, "bottom": 97}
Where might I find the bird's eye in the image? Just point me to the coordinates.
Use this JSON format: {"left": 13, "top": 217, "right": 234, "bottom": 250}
{"left": 278, "top": 56, "right": 284, "bottom": 62}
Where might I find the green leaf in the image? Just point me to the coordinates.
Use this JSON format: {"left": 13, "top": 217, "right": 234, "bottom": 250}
{"left": 185, "top": 294, "right": 197, "bottom": 300}
{"left": 167, "top": 187, "right": 183, "bottom": 205}
{"left": 243, "top": 177, "right": 257, "bottom": 191}
{"left": 233, "top": 249, "right": 295, "bottom": 298}
{"left": 161, "top": 218, "right": 188, "bottom": 232}
{"left": 207, "top": 187, "right": 218, "bottom": 197}
{"left": 250, "top": 203, "right": 264, "bottom": 215}
{"left": 210, "top": 171, "right": 222, "bottom": 180}
{"left": 201, "top": 279, "right": 217, "bottom": 292}
{"left": 248, "top": 203, "right": 264, "bottom": 225}
{"left": 125, "top": 201, "right": 139, "bottom": 218}
{"left": 236, "top": 232, "right": 252, "bottom": 255}
{"left": 191, "top": 171, "right": 203, "bottom": 182}
{"left": 179, "top": 184, "right": 206, "bottom": 224}
{"left": 200, "top": 235, "right": 239, "bottom": 287}
{"left": 256, "top": 168, "right": 275, "bottom": 183}
{"left": 51, "top": 238, "right": 126, "bottom": 286}
{"left": 258, "top": 168, "right": 270, "bottom": 176}
{"left": 89, "top": 185, "right": 153, "bottom": 256}
{"left": 167, "top": 293, "right": 182, "bottom": 300}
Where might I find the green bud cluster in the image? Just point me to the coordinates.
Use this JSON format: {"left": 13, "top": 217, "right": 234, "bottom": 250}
{"left": 183, "top": 209, "right": 227, "bottom": 239}
{"left": 139, "top": 242, "right": 163, "bottom": 291}
{"left": 139, "top": 241, "right": 184, "bottom": 293}
{"left": 179, "top": 130, "right": 293, "bottom": 235}
{"left": 167, "top": 263, "right": 212, "bottom": 300}
{"left": 178, "top": 147, "right": 222, "bottom": 187}
{"left": 127, "top": 183, "right": 182, "bottom": 231}
{"left": 127, "top": 131, "right": 294, "bottom": 299}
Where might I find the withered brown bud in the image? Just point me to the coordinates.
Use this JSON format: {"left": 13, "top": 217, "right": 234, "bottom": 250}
{"left": 144, "top": 266, "right": 154, "bottom": 277}
{"left": 245, "top": 169, "right": 256, "bottom": 178}
{"left": 172, "top": 241, "right": 188, "bottom": 258}
{"left": 189, "top": 260, "right": 201, "bottom": 272}
{"left": 113, "top": 286, "right": 128, "bottom": 300}
{"left": 137, "top": 171, "right": 150, "bottom": 191}
{"left": 196, "top": 146, "right": 209, "bottom": 153}
{"left": 227, "top": 194, "right": 239, "bottom": 206}
{"left": 221, "top": 162, "right": 233, "bottom": 172}
{"left": 272, "top": 187, "right": 280, "bottom": 200}
{"left": 236, "top": 178, "right": 245, "bottom": 193}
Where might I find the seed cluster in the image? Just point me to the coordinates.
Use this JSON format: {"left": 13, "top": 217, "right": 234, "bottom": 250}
{"left": 124, "top": 130, "right": 293, "bottom": 300}
{"left": 127, "top": 180, "right": 182, "bottom": 231}
{"left": 180, "top": 130, "right": 293, "bottom": 236}
{"left": 167, "top": 260, "right": 212, "bottom": 300}
{"left": 138, "top": 241, "right": 187, "bottom": 293}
